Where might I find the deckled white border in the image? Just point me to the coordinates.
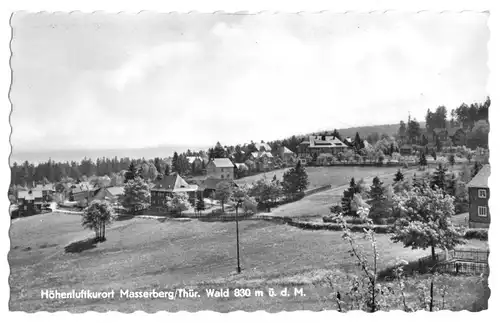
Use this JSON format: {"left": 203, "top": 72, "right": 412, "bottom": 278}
{"left": 0, "top": 0, "right": 497, "bottom": 322}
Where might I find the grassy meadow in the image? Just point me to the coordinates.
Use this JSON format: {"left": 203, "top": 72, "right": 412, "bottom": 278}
{"left": 9, "top": 211, "right": 487, "bottom": 312}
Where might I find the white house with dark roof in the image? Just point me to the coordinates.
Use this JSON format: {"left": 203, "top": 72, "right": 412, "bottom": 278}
{"left": 206, "top": 158, "right": 235, "bottom": 180}
{"left": 296, "top": 135, "right": 348, "bottom": 158}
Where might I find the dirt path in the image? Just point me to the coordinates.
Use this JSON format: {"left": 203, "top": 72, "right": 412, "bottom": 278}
{"left": 266, "top": 168, "right": 416, "bottom": 218}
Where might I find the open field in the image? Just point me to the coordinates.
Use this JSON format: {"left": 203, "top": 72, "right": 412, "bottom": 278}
{"left": 267, "top": 167, "right": 423, "bottom": 219}
{"left": 235, "top": 166, "right": 406, "bottom": 189}
{"left": 9, "top": 211, "right": 487, "bottom": 312}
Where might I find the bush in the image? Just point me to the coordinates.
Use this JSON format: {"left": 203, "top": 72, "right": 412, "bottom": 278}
{"left": 378, "top": 257, "right": 440, "bottom": 280}
{"left": 291, "top": 220, "right": 391, "bottom": 233}
{"left": 464, "top": 229, "right": 488, "bottom": 241}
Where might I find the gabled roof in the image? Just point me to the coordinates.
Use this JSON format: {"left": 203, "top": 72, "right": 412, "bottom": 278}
{"left": 468, "top": 164, "right": 490, "bottom": 188}
{"left": 448, "top": 127, "right": 464, "bottom": 136}
{"left": 106, "top": 186, "right": 125, "bottom": 196}
{"left": 71, "top": 183, "right": 99, "bottom": 194}
{"left": 234, "top": 163, "right": 248, "bottom": 170}
{"left": 152, "top": 174, "right": 198, "bottom": 192}
{"left": 186, "top": 156, "right": 202, "bottom": 164}
{"left": 255, "top": 142, "right": 272, "bottom": 151}
{"left": 308, "top": 136, "right": 348, "bottom": 148}
{"left": 209, "top": 158, "right": 235, "bottom": 168}
{"left": 32, "top": 184, "right": 55, "bottom": 192}
{"left": 18, "top": 190, "right": 43, "bottom": 200}
{"left": 281, "top": 146, "right": 293, "bottom": 154}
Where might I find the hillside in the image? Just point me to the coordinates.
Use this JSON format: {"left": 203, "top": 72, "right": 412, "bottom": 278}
{"left": 321, "top": 122, "right": 426, "bottom": 139}
{"left": 10, "top": 122, "right": 426, "bottom": 164}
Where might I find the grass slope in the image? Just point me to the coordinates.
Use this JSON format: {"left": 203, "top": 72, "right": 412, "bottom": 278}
{"left": 9, "top": 212, "right": 487, "bottom": 312}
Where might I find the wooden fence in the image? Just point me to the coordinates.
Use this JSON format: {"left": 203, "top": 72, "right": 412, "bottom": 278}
{"left": 438, "top": 261, "right": 489, "bottom": 275}
{"left": 418, "top": 248, "right": 490, "bottom": 275}
{"left": 450, "top": 249, "right": 489, "bottom": 263}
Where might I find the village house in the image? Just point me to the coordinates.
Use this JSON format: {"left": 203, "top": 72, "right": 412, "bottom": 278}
{"left": 297, "top": 135, "right": 348, "bottom": 158}
{"left": 279, "top": 146, "right": 295, "bottom": 166}
{"left": 206, "top": 158, "right": 235, "bottom": 180}
{"left": 17, "top": 190, "right": 43, "bottom": 216}
{"left": 249, "top": 151, "right": 275, "bottom": 172}
{"left": 187, "top": 156, "right": 204, "bottom": 172}
{"left": 70, "top": 182, "right": 100, "bottom": 205}
{"left": 150, "top": 173, "right": 198, "bottom": 212}
{"left": 254, "top": 140, "right": 272, "bottom": 152}
{"left": 448, "top": 127, "right": 467, "bottom": 146}
{"left": 92, "top": 186, "right": 125, "bottom": 204}
{"left": 467, "top": 164, "right": 490, "bottom": 229}
{"left": 399, "top": 144, "right": 413, "bottom": 156}
{"left": 32, "top": 183, "right": 55, "bottom": 202}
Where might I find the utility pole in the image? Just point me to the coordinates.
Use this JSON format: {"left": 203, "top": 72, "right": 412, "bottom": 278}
{"left": 235, "top": 199, "right": 242, "bottom": 273}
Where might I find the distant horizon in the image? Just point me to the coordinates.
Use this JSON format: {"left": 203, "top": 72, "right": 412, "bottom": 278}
{"left": 10, "top": 120, "right": 431, "bottom": 164}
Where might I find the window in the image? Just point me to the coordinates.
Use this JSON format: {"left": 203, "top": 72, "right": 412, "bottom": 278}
{"left": 478, "top": 206, "right": 488, "bottom": 217}
{"left": 478, "top": 189, "right": 487, "bottom": 198}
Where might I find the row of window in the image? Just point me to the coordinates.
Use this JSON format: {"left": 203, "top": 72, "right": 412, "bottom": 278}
{"left": 478, "top": 206, "right": 488, "bottom": 217}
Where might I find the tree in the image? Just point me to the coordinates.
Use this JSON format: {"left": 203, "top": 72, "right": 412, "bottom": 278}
{"left": 282, "top": 161, "right": 309, "bottom": 198}
{"left": 430, "top": 163, "right": 447, "bottom": 191}
{"left": 249, "top": 177, "right": 282, "bottom": 212}
{"left": 124, "top": 162, "right": 139, "bottom": 183}
{"left": 407, "top": 119, "right": 421, "bottom": 144}
{"left": 139, "top": 161, "right": 159, "bottom": 182}
{"left": 341, "top": 178, "right": 358, "bottom": 216}
{"left": 419, "top": 152, "right": 427, "bottom": 168}
{"left": 392, "top": 185, "right": 465, "bottom": 260}
{"left": 472, "top": 161, "right": 482, "bottom": 178}
{"left": 368, "top": 177, "right": 390, "bottom": 221}
{"left": 332, "top": 129, "right": 342, "bottom": 141}
{"left": 394, "top": 169, "right": 404, "bottom": 183}
{"left": 81, "top": 200, "right": 115, "bottom": 242}
{"left": 398, "top": 121, "right": 407, "bottom": 141}
{"left": 121, "top": 177, "right": 151, "bottom": 214}
{"left": 215, "top": 181, "right": 233, "bottom": 213}
{"left": 195, "top": 193, "right": 205, "bottom": 214}
{"left": 447, "top": 154, "right": 456, "bottom": 168}
{"left": 164, "top": 164, "right": 171, "bottom": 176}
{"left": 435, "top": 137, "right": 442, "bottom": 152}
{"left": 209, "top": 142, "right": 227, "bottom": 159}
{"left": 171, "top": 152, "right": 179, "bottom": 173}
{"left": 168, "top": 192, "right": 191, "bottom": 215}
{"left": 354, "top": 132, "right": 364, "bottom": 152}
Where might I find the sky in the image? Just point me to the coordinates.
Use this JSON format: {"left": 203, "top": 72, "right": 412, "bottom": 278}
{"left": 10, "top": 11, "right": 489, "bottom": 152}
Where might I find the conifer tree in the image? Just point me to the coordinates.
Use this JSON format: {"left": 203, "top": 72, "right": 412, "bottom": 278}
{"left": 419, "top": 152, "right": 427, "bottom": 167}
{"left": 195, "top": 194, "right": 205, "bottom": 214}
{"left": 448, "top": 154, "right": 456, "bottom": 168}
{"left": 472, "top": 161, "right": 482, "bottom": 178}
{"left": 124, "top": 162, "right": 138, "bottom": 183}
{"left": 431, "top": 163, "right": 448, "bottom": 191}
{"left": 341, "top": 177, "right": 357, "bottom": 216}
{"left": 171, "top": 152, "right": 179, "bottom": 173}
{"left": 394, "top": 169, "right": 404, "bottom": 183}
{"left": 368, "top": 176, "right": 389, "bottom": 221}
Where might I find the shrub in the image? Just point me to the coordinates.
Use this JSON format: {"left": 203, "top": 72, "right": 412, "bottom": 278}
{"left": 464, "top": 229, "right": 488, "bottom": 241}
{"left": 379, "top": 257, "right": 440, "bottom": 280}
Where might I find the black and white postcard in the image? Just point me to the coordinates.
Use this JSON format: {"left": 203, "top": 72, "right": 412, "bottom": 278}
{"left": 5, "top": 4, "right": 495, "bottom": 317}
